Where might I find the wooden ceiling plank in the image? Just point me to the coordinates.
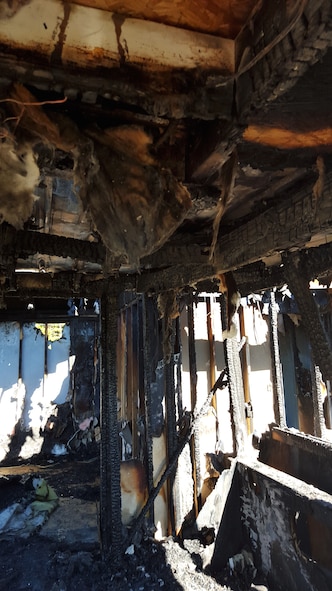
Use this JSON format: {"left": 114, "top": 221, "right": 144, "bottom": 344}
{"left": 0, "top": 0, "right": 234, "bottom": 73}
{"left": 70, "top": 0, "right": 258, "bottom": 39}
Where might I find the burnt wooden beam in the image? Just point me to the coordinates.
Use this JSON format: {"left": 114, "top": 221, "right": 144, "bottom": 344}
{"left": 100, "top": 289, "right": 123, "bottom": 559}
{"left": 7, "top": 272, "right": 134, "bottom": 299}
{"left": 269, "top": 291, "right": 286, "bottom": 427}
{"left": 136, "top": 263, "right": 216, "bottom": 294}
{"left": 213, "top": 170, "right": 332, "bottom": 274}
{"left": 234, "top": 239, "right": 332, "bottom": 296}
{"left": 8, "top": 233, "right": 332, "bottom": 300}
{"left": 139, "top": 171, "right": 332, "bottom": 291}
{"left": 14, "top": 228, "right": 106, "bottom": 265}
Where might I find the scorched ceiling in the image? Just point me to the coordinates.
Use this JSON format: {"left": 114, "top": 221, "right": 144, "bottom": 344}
{"left": 0, "top": 0, "right": 331, "bottom": 303}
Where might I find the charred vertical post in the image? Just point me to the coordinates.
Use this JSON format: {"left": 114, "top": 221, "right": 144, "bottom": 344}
{"left": 187, "top": 299, "right": 200, "bottom": 514}
{"left": 142, "top": 294, "right": 154, "bottom": 524}
{"left": 206, "top": 296, "right": 217, "bottom": 412}
{"left": 283, "top": 254, "right": 332, "bottom": 385}
{"left": 164, "top": 314, "right": 177, "bottom": 535}
{"left": 239, "top": 306, "right": 253, "bottom": 434}
{"left": 220, "top": 294, "right": 247, "bottom": 454}
{"left": 268, "top": 290, "right": 286, "bottom": 427}
{"left": 100, "top": 289, "right": 122, "bottom": 561}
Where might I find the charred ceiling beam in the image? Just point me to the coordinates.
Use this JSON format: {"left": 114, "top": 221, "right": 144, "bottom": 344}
{"left": 142, "top": 171, "right": 332, "bottom": 277}
{"left": 10, "top": 237, "right": 332, "bottom": 301}
{"left": 0, "top": 225, "right": 106, "bottom": 267}
{"left": 136, "top": 172, "right": 332, "bottom": 292}
{"left": 11, "top": 272, "right": 138, "bottom": 298}
{"left": 136, "top": 263, "right": 217, "bottom": 295}
{"left": 213, "top": 170, "right": 332, "bottom": 274}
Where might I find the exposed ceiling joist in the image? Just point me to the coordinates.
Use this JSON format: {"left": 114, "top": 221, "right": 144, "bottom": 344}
{"left": 213, "top": 170, "right": 332, "bottom": 273}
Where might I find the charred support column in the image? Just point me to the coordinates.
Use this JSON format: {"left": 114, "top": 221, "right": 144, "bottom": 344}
{"left": 142, "top": 295, "right": 154, "bottom": 524}
{"left": 269, "top": 290, "right": 286, "bottom": 427}
{"left": 100, "top": 289, "right": 122, "bottom": 561}
{"left": 164, "top": 315, "right": 177, "bottom": 535}
{"left": 220, "top": 295, "right": 247, "bottom": 454}
{"left": 283, "top": 255, "right": 332, "bottom": 385}
{"left": 187, "top": 300, "right": 200, "bottom": 515}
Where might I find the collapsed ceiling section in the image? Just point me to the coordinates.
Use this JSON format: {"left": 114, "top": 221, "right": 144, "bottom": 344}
{"left": 0, "top": 0, "right": 331, "bottom": 303}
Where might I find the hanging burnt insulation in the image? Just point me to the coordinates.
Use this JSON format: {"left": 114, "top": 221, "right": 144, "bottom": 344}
{"left": 268, "top": 290, "right": 286, "bottom": 427}
{"left": 2, "top": 84, "right": 192, "bottom": 267}
{"left": 100, "top": 291, "right": 122, "bottom": 561}
{"left": 83, "top": 126, "right": 192, "bottom": 265}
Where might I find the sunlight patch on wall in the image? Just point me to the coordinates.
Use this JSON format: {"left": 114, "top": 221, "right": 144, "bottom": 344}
{"left": 35, "top": 323, "right": 66, "bottom": 342}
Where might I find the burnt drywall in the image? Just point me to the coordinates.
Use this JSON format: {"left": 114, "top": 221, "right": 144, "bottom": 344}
{"left": 237, "top": 459, "right": 332, "bottom": 591}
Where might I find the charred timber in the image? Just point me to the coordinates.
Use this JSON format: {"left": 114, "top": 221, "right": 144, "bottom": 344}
{"left": 213, "top": 170, "right": 332, "bottom": 274}
{"left": 0, "top": 224, "right": 106, "bottom": 266}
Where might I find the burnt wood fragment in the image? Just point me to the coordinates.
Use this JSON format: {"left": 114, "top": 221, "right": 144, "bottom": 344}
{"left": 268, "top": 290, "right": 286, "bottom": 427}
{"left": 283, "top": 254, "right": 332, "bottom": 385}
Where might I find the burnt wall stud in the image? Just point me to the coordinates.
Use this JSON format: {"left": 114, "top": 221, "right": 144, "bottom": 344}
{"left": 220, "top": 294, "right": 247, "bottom": 454}
{"left": 311, "top": 363, "right": 326, "bottom": 438}
{"left": 187, "top": 299, "right": 200, "bottom": 512}
{"left": 269, "top": 290, "right": 286, "bottom": 427}
{"left": 100, "top": 289, "right": 122, "bottom": 561}
{"left": 142, "top": 294, "right": 155, "bottom": 525}
{"left": 163, "top": 314, "right": 177, "bottom": 535}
